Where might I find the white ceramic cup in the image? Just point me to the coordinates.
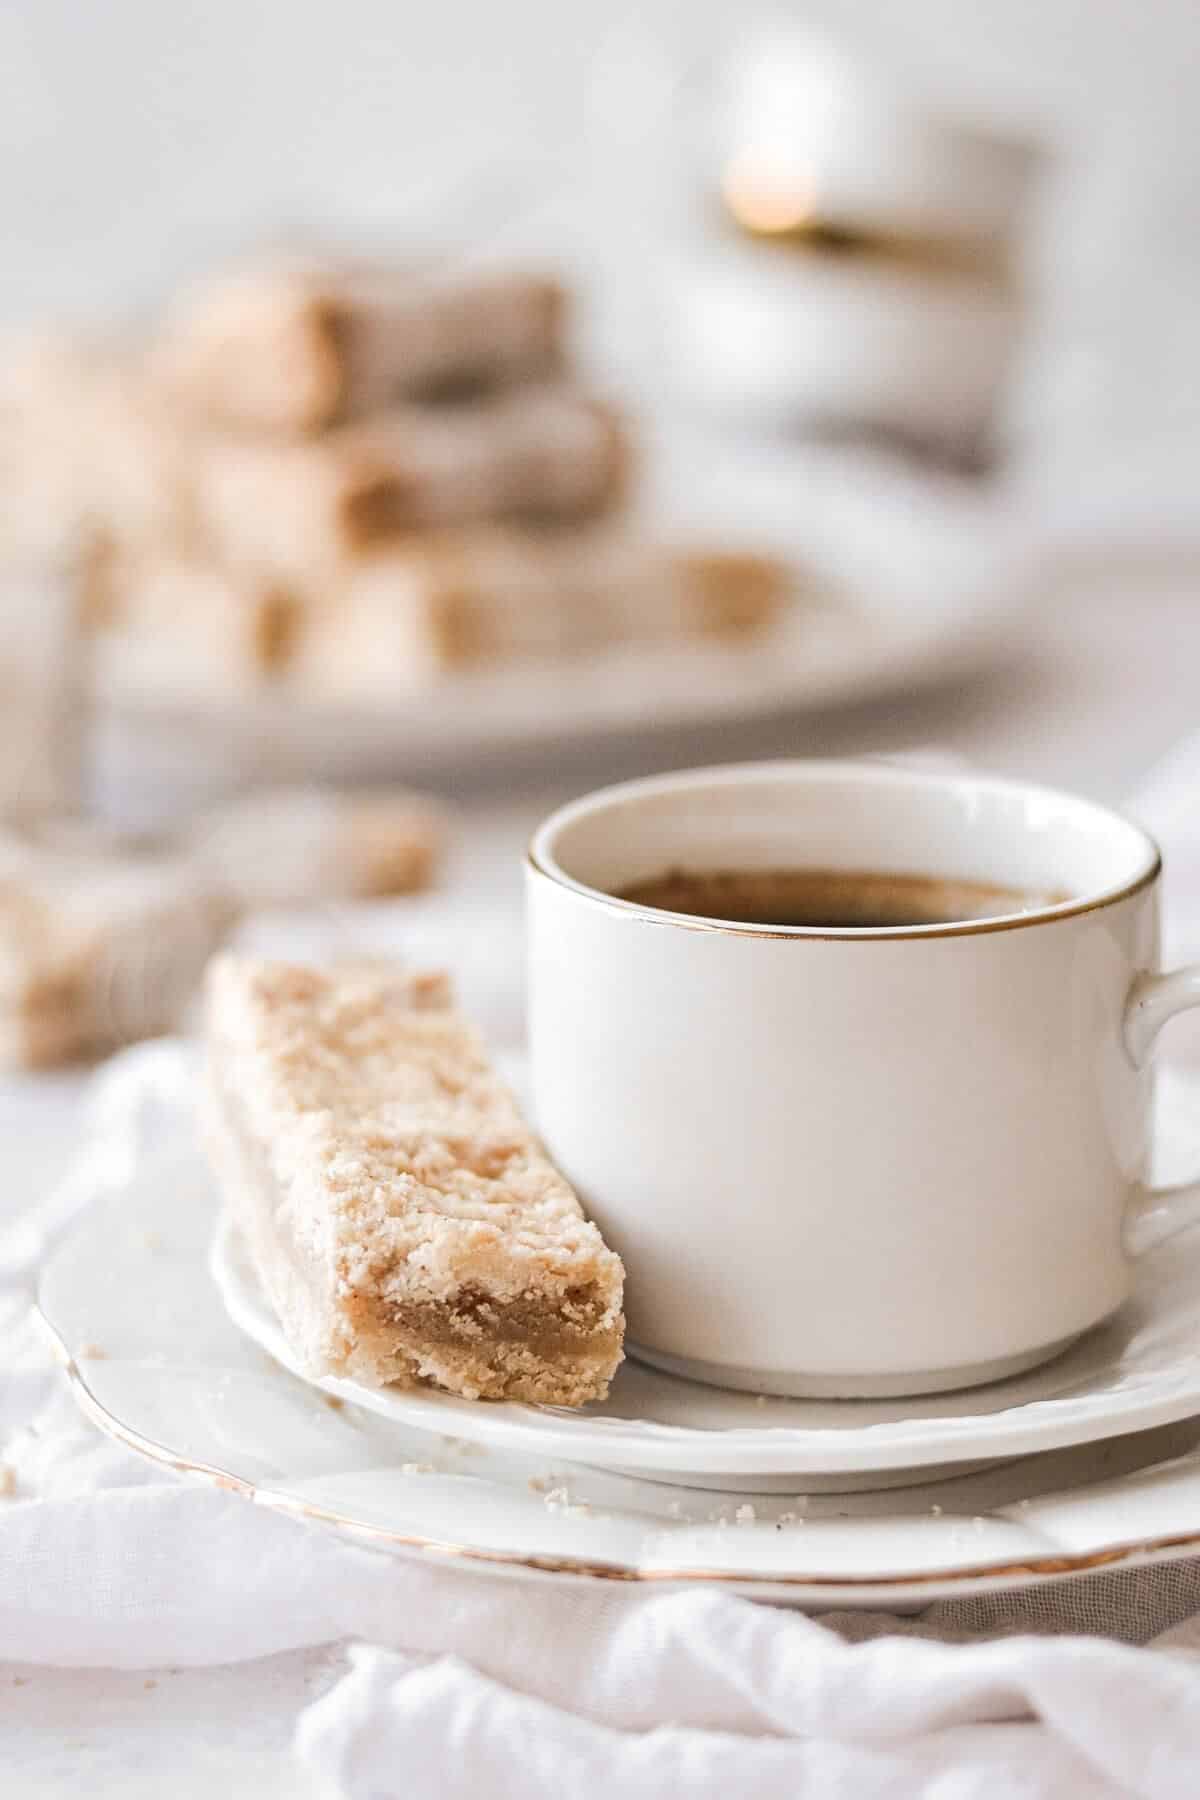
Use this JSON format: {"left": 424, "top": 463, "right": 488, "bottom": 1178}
{"left": 661, "top": 238, "right": 1018, "bottom": 455}
{"left": 527, "top": 761, "right": 1200, "bottom": 1398}
{"left": 718, "top": 28, "right": 1042, "bottom": 252}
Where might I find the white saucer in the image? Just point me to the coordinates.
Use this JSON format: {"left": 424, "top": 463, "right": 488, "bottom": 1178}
{"left": 210, "top": 1167, "right": 1200, "bottom": 1489}
{"left": 210, "top": 1211, "right": 990, "bottom": 1493}
{"left": 37, "top": 1162, "right": 1200, "bottom": 1606}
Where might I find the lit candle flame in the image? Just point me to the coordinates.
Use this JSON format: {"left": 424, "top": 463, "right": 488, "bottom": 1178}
{"left": 721, "top": 151, "right": 816, "bottom": 236}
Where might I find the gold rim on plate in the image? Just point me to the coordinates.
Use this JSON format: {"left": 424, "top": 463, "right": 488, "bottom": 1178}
{"left": 36, "top": 1305, "right": 1200, "bottom": 1597}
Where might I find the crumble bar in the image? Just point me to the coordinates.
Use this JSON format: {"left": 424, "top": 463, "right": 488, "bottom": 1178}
{"left": 0, "top": 547, "right": 85, "bottom": 822}
{"left": 203, "top": 957, "right": 625, "bottom": 1405}
{"left": 188, "top": 785, "right": 444, "bottom": 907}
{"left": 0, "top": 836, "right": 237, "bottom": 1068}
{"left": 156, "top": 262, "right": 566, "bottom": 435}
{"left": 192, "top": 384, "right": 626, "bottom": 577}
{"left": 89, "top": 551, "right": 301, "bottom": 698}
{"left": 294, "top": 529, "right": 789, "bottom": 691}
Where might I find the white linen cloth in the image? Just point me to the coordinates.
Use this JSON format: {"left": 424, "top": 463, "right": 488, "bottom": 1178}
{"left": 5, "top": 749, "right": 1200, "bottom": 1796}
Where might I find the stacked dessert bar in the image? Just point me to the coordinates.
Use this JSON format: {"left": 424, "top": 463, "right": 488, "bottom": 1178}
{"left": 5, "top": 256, "right": 788, "bottom": 704}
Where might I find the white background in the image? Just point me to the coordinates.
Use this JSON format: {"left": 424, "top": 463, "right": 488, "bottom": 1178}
{"left": 2, "top": 0, "right": 1200, "bottom": 412}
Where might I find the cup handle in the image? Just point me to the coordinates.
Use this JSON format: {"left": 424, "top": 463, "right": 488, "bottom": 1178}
{"left": 1123, "top": 967, "right": 1200, "bottom": 1255}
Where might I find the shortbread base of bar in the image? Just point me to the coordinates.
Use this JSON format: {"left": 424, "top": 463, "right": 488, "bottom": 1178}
{"left": 338, "top": 1286, "right": 623, "bottom": 1407}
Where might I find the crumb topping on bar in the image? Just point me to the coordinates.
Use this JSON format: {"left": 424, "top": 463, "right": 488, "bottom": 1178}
{"left": 206, "top": 957, "right": 624, "bottom": 1314}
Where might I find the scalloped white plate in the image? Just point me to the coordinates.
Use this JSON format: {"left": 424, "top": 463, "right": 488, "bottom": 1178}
{"left": 36, "top": 1152, "right": 1200, "bottom": 1605}
{"left": 212, "top": 1202, "right": 1200, "bottom": 1487}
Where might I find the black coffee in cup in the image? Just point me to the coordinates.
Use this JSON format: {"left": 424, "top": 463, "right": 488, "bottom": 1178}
{"left": 618, "top": 867, "right": 1058, "bottom": 929}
